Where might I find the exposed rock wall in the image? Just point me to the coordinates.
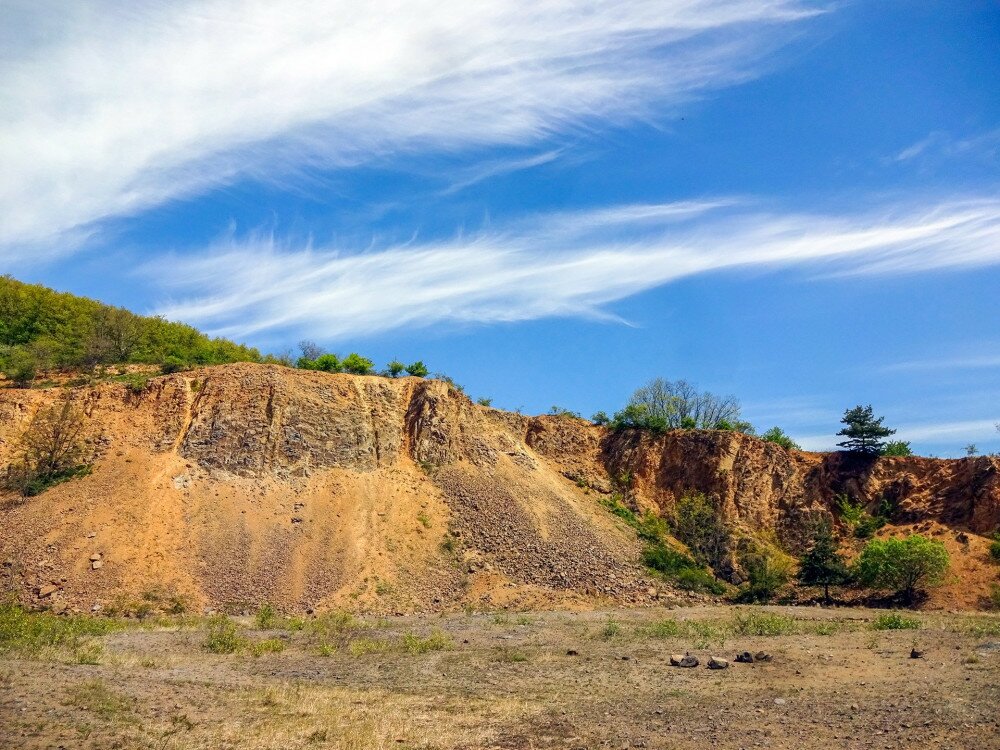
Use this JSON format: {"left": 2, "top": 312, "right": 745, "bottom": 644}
{"left": 1, "top": 363, "right": 997, "bottom": 613}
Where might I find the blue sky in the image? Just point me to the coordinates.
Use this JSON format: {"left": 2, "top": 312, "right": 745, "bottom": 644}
{"left": 3, "top": 0, "right": 999, "bottom": 456}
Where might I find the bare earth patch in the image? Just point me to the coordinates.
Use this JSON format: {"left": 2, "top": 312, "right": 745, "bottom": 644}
{"left": 2, "top": 605, "right": 999, "bottom": 749}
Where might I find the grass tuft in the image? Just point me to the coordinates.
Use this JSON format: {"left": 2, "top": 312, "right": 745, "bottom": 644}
{"left": 202, "top": 616, "right": 246, "bottom": 654}
{"left": 871, "top": 613, "right": 921, "bottom": 631}
{"left": 731, "top": 609, "right": 797, "bottom": 636}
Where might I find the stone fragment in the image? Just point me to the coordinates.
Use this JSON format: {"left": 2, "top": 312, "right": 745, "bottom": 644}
{"left": 708, "top": 656, "right": 729, "bottom": 669}
{"left": 38, "top": 583, "right": 59, "bottom": 598}
{"left": 91, "top": 560, "right": 103, "bottom": 570}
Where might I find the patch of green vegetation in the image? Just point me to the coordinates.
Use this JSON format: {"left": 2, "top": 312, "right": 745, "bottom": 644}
{"left": 416, "top": 512, "right": 431, "bottom": 528}
{"left": 811, "top": 622, "right": 840, "bottom": 636}
{"left": 964, "top": 617, "right": 1000, "bottom": 637}
{"left": 988, "top": 535, "right": 1000, "bottom": 564}
{"left": 0, "top": 275, "right": 263, "bottom": 385}
{"left": 856, "top": 534, "right": 949, "bottom": 603}
{"left": 202, "top": 616, "right": 247, "bottom": 654}
{"left": 688, "top": 620, "right": 726, "bottom": 649}
{"left": 255, "top": 603, "right": 278, "bottom": 629}
{"left": 646, "top": 619, "right": 682, "bottom": 637}
{"left": 731, "top": 609, "right": 797, "bottom": 636}
{"left": 601, "top": 617, "right": 621, "bottom": 639}
{"left": 600, "top": 492, "right": 727, "bottom": 594}
{"left": 870, "top": 612, "right": 921, "bottom": 631}
{"left": 836, "top": 494, "right": 894, "bottom": 539}
{"left": 2, "top": 399, "right": 94, "bottom": 497}
{"left": 113, "top": 372, "right": 153, "bottom": 394}
{"left": 401, "top": 630, "right": 450, "bottom": 654}
{"left": 0, "top": 600, "right": 122, "bottom": 656}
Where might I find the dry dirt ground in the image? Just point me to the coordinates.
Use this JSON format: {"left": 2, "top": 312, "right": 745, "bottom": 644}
{"left": 2, "top": 605, "right": 999, "bottom": 750}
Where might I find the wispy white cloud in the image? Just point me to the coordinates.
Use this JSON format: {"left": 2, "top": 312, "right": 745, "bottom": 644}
{"left": 890, "top": 127, "right": 1000, "bottom": 165}
{"left": 437, "top": 149, "right": 566, "bottom": 196}
{"left": 880, "top": 353, "right": 1000, "bottom": 373}
{"left": 148, "top": 195, "right": 1000, "bottom": 341}
{"left": 0, "top": 0, "right": 820, "bottom": 258}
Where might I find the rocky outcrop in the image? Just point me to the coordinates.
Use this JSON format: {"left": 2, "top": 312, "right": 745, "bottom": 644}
{"left": 1, "top": 363, "right": 998, "bottom": 613}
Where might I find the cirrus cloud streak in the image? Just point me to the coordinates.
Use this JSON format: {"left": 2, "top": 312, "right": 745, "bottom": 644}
{"left": 149, "top": 196, "right": 1000, "bottom": 341}
{"left": 0, "top": 0, "right": 820, "bottom": 257}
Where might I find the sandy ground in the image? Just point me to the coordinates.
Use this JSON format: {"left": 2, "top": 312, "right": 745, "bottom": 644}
{"left": 2, "top": 604, "right": 999, "bottom": 750}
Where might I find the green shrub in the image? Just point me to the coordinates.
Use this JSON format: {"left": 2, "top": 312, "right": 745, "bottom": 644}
{"left": 117, "top": 372, "right": 152, "bottom": 394}
{"left": 870, "top": 612, "right": 920, "bottom": 630}
{"left": 405, "top": 361, "right": 429, "bottom": 377}
{"left": 386, "top": 360, "right": 405, "bottom": 378}
{"left": 671, "top": 493, "right": 731, "bottom": 570}
{"left": 549, "top": 405, "right": 581, "bottom": 419}
{"left": 202, "top": 616, "right": 246, "bottom": 654}
{"left": 642, "top": 543, "right": 693, "bottom": 574}
{"left": 989, "top": 536, "right": 1000, "bottom": 564}
{"left": 2, "top": 400, "right": 93, "bottom": 497}
{"left": 990, "top": 584, "right": 1000, "bottom": 610}
{"left": 855, "top": 535, "right": 949, "bottom": 603}
{"left": 881, "top": 440, "right": 913, "bottom": 457}
{"left": 761, "top": 426, "right": 801, "bottom": 450}
{"left": 737, "top": 551, "right": 792, "bottom": 603}
{"left": 339, "top": 353, "right": 373, "bottom": 374}
{"left": 0, "top": 346, "right": 37, "bottom": 387}
{"left": 255, "top": 604, "right": 278, "bottom": 630}
{"left": 160, "top": 356, "right": 188, "bottom": 374}
{"left": 836, "top": 495, "right": 892, "bottom": 539}
{"left": 313, "top": 354, "right": 342, "bottom": 372}
{"left": 675, "top": 567, "right": 727, "bottom": 595}
{"left": 476, "top": 397, "right": 492, "bottom": 407}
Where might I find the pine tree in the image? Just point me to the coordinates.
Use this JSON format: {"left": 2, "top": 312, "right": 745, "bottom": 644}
{"left": 836, "top": 404, "right": 895, "bottom": 454}
{"left": 797, "top": 519, "right": 851, "bottom": 603}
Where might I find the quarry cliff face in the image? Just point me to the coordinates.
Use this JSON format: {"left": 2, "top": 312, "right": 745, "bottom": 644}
{"left": 1, "top": 363, "right": 998, "bottom": 613}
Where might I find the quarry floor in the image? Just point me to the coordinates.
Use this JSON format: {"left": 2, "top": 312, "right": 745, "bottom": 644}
{"left": 2, "top": 605, "right": 999, "bottom": 750}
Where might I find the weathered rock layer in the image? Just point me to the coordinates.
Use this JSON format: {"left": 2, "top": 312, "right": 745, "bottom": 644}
{"left": 1, "top": 363, "right": 997, "bottom": 613}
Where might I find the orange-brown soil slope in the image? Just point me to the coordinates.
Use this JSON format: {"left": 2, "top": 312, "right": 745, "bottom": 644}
{"left": 1, "top": 364, "right": 998, "bottom": 613}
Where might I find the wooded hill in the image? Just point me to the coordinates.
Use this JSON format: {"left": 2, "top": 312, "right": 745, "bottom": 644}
{"left": 0, "top": 276, "right": 261, "bottom": 382}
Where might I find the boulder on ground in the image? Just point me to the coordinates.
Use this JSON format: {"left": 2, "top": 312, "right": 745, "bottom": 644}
{"left": 708, "top": 656, "right": 729, "bottom": 670}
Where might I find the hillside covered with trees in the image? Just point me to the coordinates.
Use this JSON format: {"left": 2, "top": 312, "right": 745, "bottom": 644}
{"left": 0, "top": 276, "right": 263, "bottom": 384}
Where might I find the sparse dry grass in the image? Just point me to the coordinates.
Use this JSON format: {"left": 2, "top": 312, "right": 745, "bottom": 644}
{"left": 4, "top": 605, "right": 1000, "bottom": 750}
